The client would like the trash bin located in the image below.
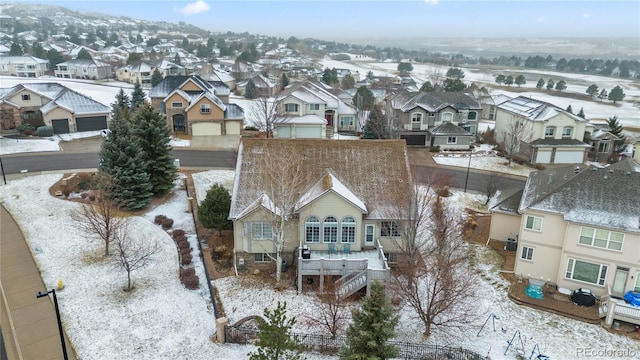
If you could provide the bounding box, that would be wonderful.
[302,247,311,259]
[281,260,287,272]
[506,238,518,251]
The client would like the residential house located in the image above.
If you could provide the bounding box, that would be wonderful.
[237,74,278,98]
[0,56,48,77]
[153,59,186,78]
[230,62,261,81]
[229,138,411,296]
[275,81,358,137]
[54,59,112,80]
[495,96,590,164]
[387,90,481,149]
[587,125,623,162]
[489,160,640,304]
[0,83,110,133]
[116,61,154,85]
[148,75,244,137]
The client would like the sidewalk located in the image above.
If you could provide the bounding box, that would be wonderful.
[0,205,77,360]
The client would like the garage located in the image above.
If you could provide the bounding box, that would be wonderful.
[226,121,241,135]
[276,126,292,138]
[295,126,322,138]
[76,116,107,132]
[535,149,552,164]
[400,134,426,146]
[51,119,70,134]
[554,150,585,164]
[192,122,221,136]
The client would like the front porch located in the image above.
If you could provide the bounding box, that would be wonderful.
[296,239,390,299]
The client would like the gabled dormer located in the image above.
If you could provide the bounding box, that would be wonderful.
[295,172,367,214]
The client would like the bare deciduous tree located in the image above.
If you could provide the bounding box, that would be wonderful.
[427,67,444,89]
[249,95,284,138]
[307,277,348,338]
[111,223,159,291]
[72,178,125,256]
[501,116,532,166]
[483,172,503,205]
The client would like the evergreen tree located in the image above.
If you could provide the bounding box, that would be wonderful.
[322,67,333,86]
[341,74,355,89]
[352,86,375,111]
[174,53,182,66]
[280,73,290,90]
[249,302,305,360]
[47,49,64,67]
[197,183,232,231]
[131,104,176,195]
[495,74,505,84]
[566,105,573,114]
[598,89,608,101]
[445,67,464,79]
[536,78,545,89]
[9,42,23,56]
[245,79,256,99]
[126,52,141,65]
[397,62,413,73]
[606,116,623,137]
[442,78,466,92]
[608,85,625,104]
[586,84,599,97]
[515,75,526,87]
[419,81,434,92]
[32,43,46,59]
[77,48,92,60]
[340,281,399,360]
[546,79,555,90]
[504,75,514,86]
[577,107,585,118]
[130,80,146,111]
[151,68,164,87]
[555,80,567,91]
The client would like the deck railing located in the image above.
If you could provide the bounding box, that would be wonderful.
[599,286,640,326]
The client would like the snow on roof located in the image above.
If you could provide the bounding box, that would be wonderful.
[295,172,367,213]
[498,96,585,122]
[41,88,111,115]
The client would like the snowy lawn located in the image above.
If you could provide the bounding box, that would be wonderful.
[432,144,534,177]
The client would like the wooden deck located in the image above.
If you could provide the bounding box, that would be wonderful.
[599,287,640,327]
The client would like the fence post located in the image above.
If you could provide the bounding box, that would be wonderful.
[216,318,228,343]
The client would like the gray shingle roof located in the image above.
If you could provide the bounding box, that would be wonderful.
[148,75,230,99]
[224,103,244,119]
[429,122,472,136]
[40,88,110,115]
[391,90,481,113]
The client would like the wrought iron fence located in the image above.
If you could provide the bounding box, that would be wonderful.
[225,326,487,359]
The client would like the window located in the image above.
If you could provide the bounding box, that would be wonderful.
[341,217,356,243]
[381,221,399,237]
[254,253,272,262]
[579,227,623,251]
[305,216,320,243]
[467,111,477,120]
[521,246,534,261]
[411,113,422,124]
[525,215,542,231]
[340,116,354,127]
[309,104,320,110]
[635,273,640,293]
[200,104,211,113]
[323,216,338,242]
[544,126,555,137]
[22,94,30,101]
[562,126,573,138]
[566,258,608,286]
[447,136,457,144]
[385,253,398,263]
[172,102,183,108]
[598,141,610,153]
[251,222,272,240]
[441,113,453,122]
[284,103,299,112]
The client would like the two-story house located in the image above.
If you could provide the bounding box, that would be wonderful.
[54,59,113,80]
[0,83,110,133]
[0,56,48,77]
[495,96,590,164]
[387,90,481,149]
[274,81,358,138]
[229,138,411,297]
[116,61,154,85]
[490,160,640,305]
[148,75,244,137]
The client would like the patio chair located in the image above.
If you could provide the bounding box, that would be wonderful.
[328,243,338,255]
[342,243,351,254]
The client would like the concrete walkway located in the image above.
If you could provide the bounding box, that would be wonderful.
[0,205,77,360]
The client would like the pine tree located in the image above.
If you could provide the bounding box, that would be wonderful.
[515,74,526,87]
[608,85,626,104]
[131,103,176,195]
[340,281,399,360]
[566,105,573,114]
[577,107,585,118]
[280,73,290,90]
[197,183,232,231]
[352,86,375,111]
[598,89,608,102]
[419,81,434,92]
[536,78,545,89]
[495,74,505,84]
[546,79,555,90]
[607,116,623,137]
[245,79,256,98]
[555,80,567,91]
[249,302,305,360]
[130,80,146,111]
[151,68,164,88]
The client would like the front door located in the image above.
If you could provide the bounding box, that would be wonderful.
[364,224,375,247]
[325,111,334,127]
[612,267,629,296]
[173,115,186,132]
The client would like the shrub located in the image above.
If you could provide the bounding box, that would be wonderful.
[162,217,174,230]
[182,274,200,290]
[180,247,191,257]
[174,235,187,244]
[244,125,259,131]
[154,214,167,225]
[535,164,546,170]
[178,239,190,250]
[61,185,71,197]
[479,128,496,145]
[429,145,440,153]
[37,126,54,137]
[181,254,193,266]
[180,267,195,278]
[16,123,35,136]
[80,192,88,199]
[172,229,186,239]
[88,194,96,201]
[436,186,451,197]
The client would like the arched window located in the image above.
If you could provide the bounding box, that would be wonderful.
[341,216,356,243]
[545,126,556,138]
[323,216,338,243]
[441,112,453,122]
[562,126,573,138]
[305,216,320,243]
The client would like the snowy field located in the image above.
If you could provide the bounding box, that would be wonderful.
[2,170,638,359]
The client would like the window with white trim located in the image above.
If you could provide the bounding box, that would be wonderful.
[525,215,542,231]
[323,216,338,243]
[562,126,573,138]
[284,103,299,112]
[578,227,623,251]
[341,216,356,243]
[441,112,453,122]
[305,216,320,243]
[467,111,477,120]
[172,102,183,108]
[635,273,640,292]
[411,112,422,124]
[381,221,399,237]
[520,246,534,261]
[385,253,398,263]
[309,104,320,110]
[565,258,607,286]
[250,222,272,240]
[22,94,30,101]
[544,126,555,137]
[447,136,457,144]
[200,104,211,114]
[340,116,354,127]
[598,141,610,153]
[254,253,272,262]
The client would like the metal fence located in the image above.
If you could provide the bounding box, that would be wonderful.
[225,326,487,359]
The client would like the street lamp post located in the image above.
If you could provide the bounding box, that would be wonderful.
[36,289,69,360]
[464,150,472,193]
[0,156,6,185]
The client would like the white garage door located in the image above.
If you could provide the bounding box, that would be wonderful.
[276,126,291,138]
[536,150,552,164]
[192,122,221,136]
[226,122,241,135]
[295,126,322,138]
[554,150,584,164]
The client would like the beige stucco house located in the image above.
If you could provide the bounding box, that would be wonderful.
[0,56,48,77]
[229,138,411,296]
[490,160,640,299]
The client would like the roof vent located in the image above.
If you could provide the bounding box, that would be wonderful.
[626,172,632,175]
[608,169,614,173]
[574,166,580,174]
[592,167,598,171]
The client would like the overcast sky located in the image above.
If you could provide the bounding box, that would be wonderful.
[36,0,640,40]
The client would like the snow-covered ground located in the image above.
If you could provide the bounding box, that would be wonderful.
[2,170,637,359]
[432,144,533,177]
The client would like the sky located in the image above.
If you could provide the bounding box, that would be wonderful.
[20,0,640,40]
